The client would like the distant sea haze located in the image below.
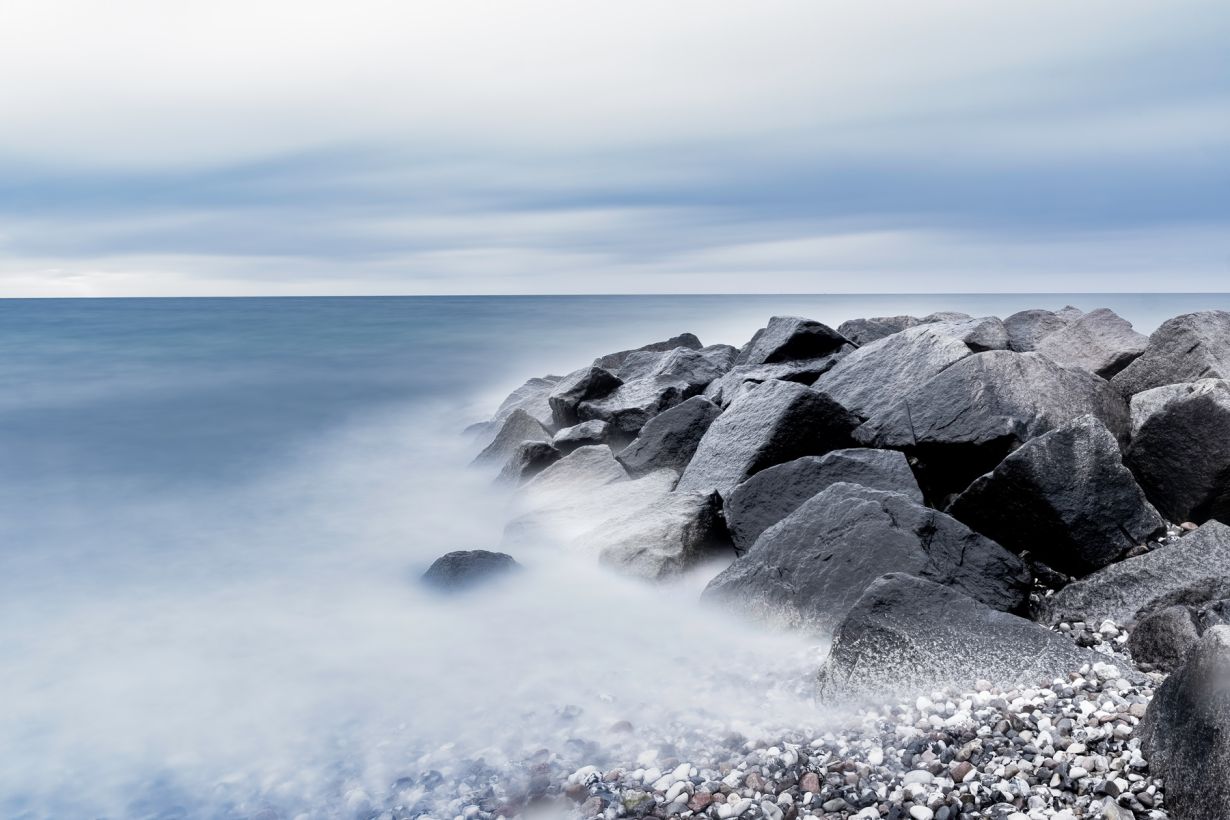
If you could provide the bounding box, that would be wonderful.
[2,293,1227,818]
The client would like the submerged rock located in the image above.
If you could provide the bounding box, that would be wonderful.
[1126,378,1230,524]
[724,448,922,554]
[473,409,551,466]
[675,380,860,499]
[947,415,1164,576]
[703,483,1030,634]
[816,574,1100,704]
[734,316,852,366]
[615,396,721,477]
[1111,309,1230,397]
[421,550,520,592]
[1033,307,1147,379]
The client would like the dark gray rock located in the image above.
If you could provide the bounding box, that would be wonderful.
[578,348,729,438]
[548,366,622,428]
[1126,378,1230,524]
[675,380,860,499]
[593,490,731,581]
[855,351,1130,501]
[702,356,846,408]
[1033,307,1148,378]
[946,415,1164,576]
[734,316,852,366]
[814,318,1008,421]
[551,420,610,453]
[615,396,721,477]
[1111,310,1230,397]
[1129,605,1202,672]
[492,375,561,429]
[1003,308,1075,352]
[815,573,1101,704]
[592,333,703,373]
[421,550,520,592]
[836,315,921,346]
[497,441,561,485]
[702,483,1030,635]
[725,449,922,554]
[1038,520,1230,625]
[472,409,551,466]
[1140,624,1230,820]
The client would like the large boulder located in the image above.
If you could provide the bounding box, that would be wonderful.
[702,483,1030,635]
[724,449,922,554]
[593,490,731,581]
[548,366,622,428]
[1129,605,1204,672]
[947,415,1165,576]
[702,357,846,409]
[615,396,721,478]
[675,380,860,499]
[496,441,561,485]
[577,348,730,438]
[1033,308,1147,379]
[855,351,1130,500]
[1002,308,1077,352]
[1038,520,1230,626]
[1125,379,1230,524]
[1111,310,1230,397]
[421,550,521,592]
[523,444,628,496]
[814,318,1008,421]
[735,316,852,366]
[472,409,551,466]
[1139,625,1230,820]
[836,315,921,346]
[551,420,610,453]
[593,333,703,373]
[815,574,1101,705]
[491,375,561,429]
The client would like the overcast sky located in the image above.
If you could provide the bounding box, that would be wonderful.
[2,0,1228,296]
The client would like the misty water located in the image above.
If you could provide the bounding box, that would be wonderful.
[4,294,1228,819]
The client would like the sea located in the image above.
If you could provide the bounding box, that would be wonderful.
[2,294,1226,818]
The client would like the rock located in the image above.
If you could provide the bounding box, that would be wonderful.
[920,311,972,322]
[594,490,732,580]
[836,315,922,346]
[1034,308,1148,379]
[492,375,561,429]
[1128,605,1201,672]
[1125,378,1230,524]
[946,415,1165,576]
[497,441,561,485]
[578,348,730,438]
[1140,625,1230,820]
[506,468,676,550]
[703,357,846,408]
[815,318,1009,421]
[523,445,628,496]
[816,574,1100,704]
[552,420,610,453]
[548,366,623,428]
[1111,310,1230,397]
[855,351,1130,501]
[675,381,860,499]
[702,483,1030,634]
[421,550,521,592]
[473,409,552,466]
[725,448,922,554]
[615,396,721,477]
[1038,520,1230,625]
[1002,308,1075,352]
[593,333,703,373]
[735,316,852,366]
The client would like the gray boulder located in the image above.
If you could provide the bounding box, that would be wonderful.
[1111,310,1230,397]
[836,315,921,346]
[1129,605,1203,672]
[735,316,852,366]
[725,449,922,554]
[548,366,622,428]
[1033,307,1147,379]
[920,311,972,323]
[855,351,1130,500]
[947,415,1165,576]
[615,396,721,477]
[524,444,628,496]
[491,375,561,429]
[675,380,860,499]
[702,483,1030,635]
[1126,379,1230,524]
[1038,520,1230,626]
[592,333,703,373]
[1140,625,1230,820]
[497,441,561,485]
[472,409,551,466]
[1003,308,1075,352]
[552,420,610,453]
[816,574,1102,705]
[594,490,731,581]
[702,356,846,408]
[578,347,729,438]
[421,550,521,592]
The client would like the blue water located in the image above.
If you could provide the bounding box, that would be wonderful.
[2,294,1227,819]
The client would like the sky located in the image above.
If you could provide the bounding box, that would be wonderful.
[1,0,1228,296]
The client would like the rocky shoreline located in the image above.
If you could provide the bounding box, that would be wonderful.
[420,306,1230,820]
